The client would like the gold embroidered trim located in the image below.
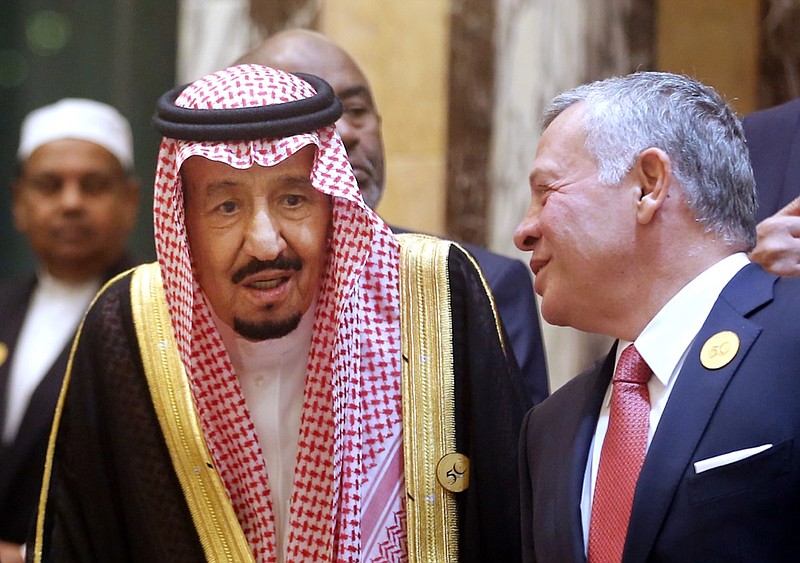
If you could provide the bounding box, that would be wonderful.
[131,263,253,562]
[33,267,134,563]
[398,234,459,563]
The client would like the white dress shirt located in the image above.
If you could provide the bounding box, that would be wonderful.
[580,253,750,551]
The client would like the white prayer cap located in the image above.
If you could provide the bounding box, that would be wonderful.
[17,98,134,170]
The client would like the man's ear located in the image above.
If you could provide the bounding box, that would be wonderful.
[10,178,28,232]
[634,147,671,225]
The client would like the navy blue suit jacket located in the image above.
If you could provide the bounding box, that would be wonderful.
[743,97,800,221]
[520,263,800,562]
[391,226,549,405]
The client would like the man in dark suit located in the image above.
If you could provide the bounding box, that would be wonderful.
[743,97,800,276]
[515,72,800,562]
[0,99,139,562]
[235,29,549,406]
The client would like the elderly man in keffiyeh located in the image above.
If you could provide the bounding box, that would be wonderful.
[30,65,528,563]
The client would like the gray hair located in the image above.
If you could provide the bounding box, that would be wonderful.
[542,71,757,249]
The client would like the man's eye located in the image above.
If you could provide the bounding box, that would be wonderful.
[343,103,377,127]
[284,194,304,207]
[29,178,61,195]
[533,185,555,203]
[345,104,367,117]
[217,200,238,214]
[81,176,113,195]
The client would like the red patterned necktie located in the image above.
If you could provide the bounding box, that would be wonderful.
[588,344,653,563]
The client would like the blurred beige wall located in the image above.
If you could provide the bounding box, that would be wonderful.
[657,0,760,116]
[320,0,450,235]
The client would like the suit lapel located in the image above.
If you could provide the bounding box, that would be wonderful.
[0,278,36,426]
[624,264,775,562]
[10,346,70,458]
[0,278,37,497]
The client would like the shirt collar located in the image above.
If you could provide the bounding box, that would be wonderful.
[633,252,750,387]
[36,266,102,298]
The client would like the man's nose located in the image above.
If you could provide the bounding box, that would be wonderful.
[243,209,286,261]
[513,208,541,252]
[59,181,85,210]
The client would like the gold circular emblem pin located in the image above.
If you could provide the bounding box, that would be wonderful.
[436,453,470,493]
[700,330,740,370]
[0,342,7,367]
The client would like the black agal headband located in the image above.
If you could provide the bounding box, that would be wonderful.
[152,72,343,141]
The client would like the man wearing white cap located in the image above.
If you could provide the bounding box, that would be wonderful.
[0,98,139,562]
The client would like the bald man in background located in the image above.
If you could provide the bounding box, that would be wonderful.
[236,29,549,406]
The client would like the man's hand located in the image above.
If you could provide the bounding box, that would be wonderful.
[749,195,800,276]
[0,540,25,563]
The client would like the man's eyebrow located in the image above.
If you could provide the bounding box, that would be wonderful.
[338,85,373,103]
[23,171,59,179]
[529,161,559,185]
[197,179,239,195]
[278,174,314,188]
[190,172,313,196]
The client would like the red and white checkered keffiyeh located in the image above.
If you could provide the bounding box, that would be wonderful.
[152,64,406,562]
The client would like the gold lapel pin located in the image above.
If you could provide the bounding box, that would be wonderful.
[0,342,7,367]
[436,453,470,493]
[700,330,740,370]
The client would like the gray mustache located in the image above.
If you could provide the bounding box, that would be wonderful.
[231,256,302,284]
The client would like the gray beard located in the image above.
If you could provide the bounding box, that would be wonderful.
[233,313,302,341]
